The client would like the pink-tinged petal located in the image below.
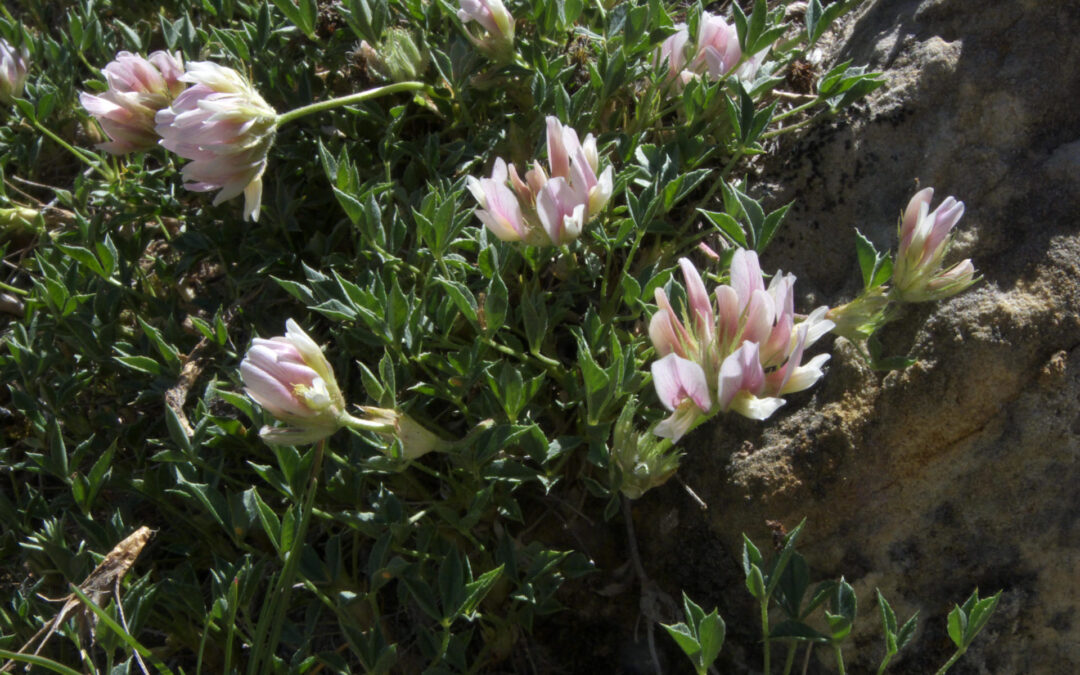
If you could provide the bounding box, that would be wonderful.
[678,257,714,339]
[900,187,934,247]
[654,287,691,351]
[715,285,740,344]
[653,404,702,442]
[241,361,309,418]
[656,25,689,78]
[649,309,681,357]
[728,392,786,420]
[741,288,775,345]
[652,353,711,412]
[536,176,585,244]
[259,424,336,446]
[507,162,534,204]
[546,116,571,179]
[923,197,964,261]
[766,323,809,394]
[717,341,765,411]
[729,248,765,312]
[779,353,829,395]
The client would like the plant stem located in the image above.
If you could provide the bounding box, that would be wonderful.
[761,598,772,675]
[275,82,427,127]
[782,642,797,675]
[28,119,113,181]
[933,648,966,675]
[771,98,820,123]
[833,642,847,675]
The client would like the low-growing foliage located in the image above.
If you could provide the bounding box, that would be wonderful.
[0,0,986,672]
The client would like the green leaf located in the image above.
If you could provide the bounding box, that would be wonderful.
[661,622,700,659]
[876,588,897,635]
[697,611,725,668]
[460,564,504,618]
[946,605,966,648]
[246,487,282,551]
[438,548,465,620]
[484,272,508,335]
[437,278,479,326]
[701,209,748,248]
[897,611,919,650]
[746,564,766,600]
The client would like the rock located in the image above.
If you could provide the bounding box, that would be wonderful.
[637,0,1080,672]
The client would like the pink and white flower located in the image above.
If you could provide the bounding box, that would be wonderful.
[79,51,185,154]
[693,12,742,79]
[155,61,278,221]
[466,117,614,246]
[466,158,529,242]
[892,187,976,302]
[240,319,346,445]
[0,38,29,104]
[649,249,833,438]
[655,24,694,85]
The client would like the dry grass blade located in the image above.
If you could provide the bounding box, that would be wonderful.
[0,526,153,673]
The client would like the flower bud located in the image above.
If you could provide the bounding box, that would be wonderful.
[80,50,185,154]
[892,187,977,302]
[0,38,29,104]
[611,401,681,499]
[155,61,278,221]
[826,286,890,343]
[0,39,28,104]
[359,29,428,83]
[240,319,346,445]
[348,407,449,459]
[458,0,515,61]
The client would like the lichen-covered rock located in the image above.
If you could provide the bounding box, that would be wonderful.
[637,0,1080,672]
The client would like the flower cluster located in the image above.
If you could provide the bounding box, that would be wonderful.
[0,38,29,104]
[155,61,278,222]
[457,0,515,61]
[649,250,833,441]
[892,187,975,302]
[466,116,614,246]
[80,54,277,221]
[655,12,767,86]
[79,51,185,154]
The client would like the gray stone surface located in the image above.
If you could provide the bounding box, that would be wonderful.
[637,0,1080,672]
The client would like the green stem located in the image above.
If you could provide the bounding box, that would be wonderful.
[760,112,828,140]
[29,119,113,181]
[876,652,893,675]
[771,98,820,123]
[274,81,427,127]
[0,280,28,296]
[933,647,966,675]
[833,642,847,675]
[760,597,772,674]
[782,642,797,675]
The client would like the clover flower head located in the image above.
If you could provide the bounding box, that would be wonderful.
[80,50,185,154]
[155,61,278,221]
[892,187,976,302]
[240,319,346,446]
[466,117,614,246]
[649,249,833,439]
